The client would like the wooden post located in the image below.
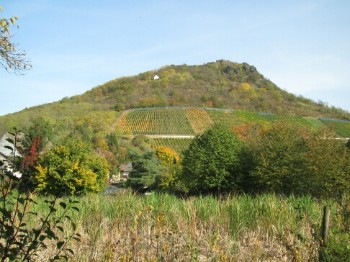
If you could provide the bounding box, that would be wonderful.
[321,205,331,246]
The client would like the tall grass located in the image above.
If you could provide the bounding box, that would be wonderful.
[29,193,347,261]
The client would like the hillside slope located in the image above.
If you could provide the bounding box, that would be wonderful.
[114,107,350,152]
[0,60,349,136]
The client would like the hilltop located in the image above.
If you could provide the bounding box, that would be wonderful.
[0,60,349,137]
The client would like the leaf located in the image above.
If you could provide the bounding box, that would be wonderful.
[66,248,74,255]
[73,236,81,242]
[56,241,65,249]
[71,206,79,212]
[10,17,17,25]
[59,202,67,209]
[45,228,57,240]
[4,145,14,151]
[56,225,64,232]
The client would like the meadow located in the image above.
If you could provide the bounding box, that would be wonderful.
[30,192,349,261]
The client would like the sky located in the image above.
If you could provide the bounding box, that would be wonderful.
[1,0,349,116]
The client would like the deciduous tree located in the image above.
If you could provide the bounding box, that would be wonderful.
[34,139,109,196]
[181,124,244,194]
[155,146,181,191]
[0,6,31,73]
[245,122,350,198]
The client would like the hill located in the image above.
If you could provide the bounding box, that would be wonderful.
[0,60,349,139]
[114,107,350,152]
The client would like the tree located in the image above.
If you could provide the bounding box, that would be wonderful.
[244,122,310,195]
[181,124,244,194]
[13,118,54,192]
[0,6,31,73]
[24,117,53,151]
[34,139,109,196]
[245,122,350,198]
[154,146,181,191]
[127,148,164,192]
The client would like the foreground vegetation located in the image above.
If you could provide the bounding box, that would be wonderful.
[1,110,349,261]
[27,193,349,261]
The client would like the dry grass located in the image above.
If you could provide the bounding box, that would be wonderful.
[31,193,345,261]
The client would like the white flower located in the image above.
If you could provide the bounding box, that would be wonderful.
[12,171,22,178]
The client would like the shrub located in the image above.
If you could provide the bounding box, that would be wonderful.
[154,146,181,191]
[0,130,80,261]
[34,139,109,196]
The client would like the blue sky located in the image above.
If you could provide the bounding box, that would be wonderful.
[1,0,349,115]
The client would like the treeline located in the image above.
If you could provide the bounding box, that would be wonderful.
[128,123,350,200]
[5,116,349,200]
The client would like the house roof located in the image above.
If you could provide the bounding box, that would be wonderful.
[0,133,22,158]
[120,162,133,172]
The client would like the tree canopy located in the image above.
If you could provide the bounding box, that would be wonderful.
[127,148,164,192]
[34,139,109,196]
[245,122,350,199]
[181,124,244,194]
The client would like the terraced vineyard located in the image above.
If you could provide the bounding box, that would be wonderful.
[115,107,350,152]
[116,108,195,135]
[149,138,193,153]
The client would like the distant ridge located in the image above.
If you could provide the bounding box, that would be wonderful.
[0,60,349,137]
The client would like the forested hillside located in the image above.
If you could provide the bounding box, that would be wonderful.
[0,60,349,137]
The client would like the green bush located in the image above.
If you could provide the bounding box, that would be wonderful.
[181,124,245,194]
[245,122,350,198]
[0,130,80,261]
[34,139,109,196]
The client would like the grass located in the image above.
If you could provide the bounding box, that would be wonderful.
[320,118,350,137]
[27,193,349,261]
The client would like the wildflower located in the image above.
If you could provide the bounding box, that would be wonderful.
[13,171,22,178]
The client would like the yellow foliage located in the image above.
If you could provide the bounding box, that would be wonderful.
[94,136,109,151]
[155,146,180,165]
[240,82,252,91]
[34,165,49,191]
[33,141,109,196]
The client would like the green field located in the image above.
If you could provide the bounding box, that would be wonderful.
[320,117,350,137]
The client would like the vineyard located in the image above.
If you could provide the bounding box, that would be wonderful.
[114,107,350,152]
[116,108,195,135]
[149,138,192,153]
